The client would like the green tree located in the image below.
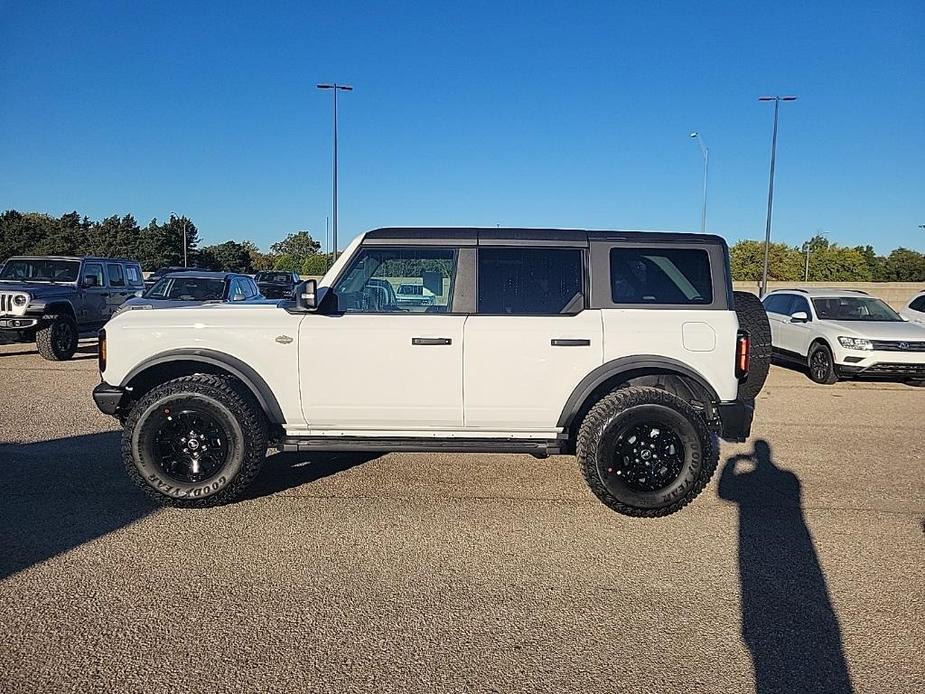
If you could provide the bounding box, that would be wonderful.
[269,231,320,267]
[879,248,925,281]
[729,240,803,282]
[301,253,335,276]
[242,240,275,271]
[808,245,873,281]
[273,252,300,272]
[135,215,200,270]
[84,214,141,258]
[199,241,253,273]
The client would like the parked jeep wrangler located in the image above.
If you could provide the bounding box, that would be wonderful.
[0,256,145,360]
[93,228,770,517]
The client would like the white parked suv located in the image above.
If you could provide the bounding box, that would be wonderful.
[762,288,925,384]
[901,291,925,325]
[93,228,770,517]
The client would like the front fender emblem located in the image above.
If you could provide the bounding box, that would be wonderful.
[275,335,294,345]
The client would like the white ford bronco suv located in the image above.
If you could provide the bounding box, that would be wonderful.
[93,228,770,517]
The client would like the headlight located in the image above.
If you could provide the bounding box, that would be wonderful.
[12,294,28,307]
[838,336,873,350]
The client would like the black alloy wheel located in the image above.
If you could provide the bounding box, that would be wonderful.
[808,343,838,385]
[606,419,686,493]
[149,404,231,484]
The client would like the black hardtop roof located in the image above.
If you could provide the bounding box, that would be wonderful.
[363,227,727,246]
[4,255,141,264]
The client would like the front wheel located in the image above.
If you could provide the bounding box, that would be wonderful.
[35,314,78,361]
[122,374,268,507]
[577,386,718,518]
[808,343,839,384]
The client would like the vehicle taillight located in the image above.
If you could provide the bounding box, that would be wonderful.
[98,328,107,373]
[735,331,750,380]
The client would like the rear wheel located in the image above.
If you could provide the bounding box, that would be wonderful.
[733,291,771,399]
[35,314,78,361]
[577,386,718,518]
[808,343,838,384]
[122,374,268,507]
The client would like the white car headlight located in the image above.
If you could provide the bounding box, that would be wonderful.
[838,336,873,350]
[12,294,28,307]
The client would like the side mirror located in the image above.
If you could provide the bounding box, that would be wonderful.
[295,279,318,311]
[84,275,99,287]
[790,311,809,323]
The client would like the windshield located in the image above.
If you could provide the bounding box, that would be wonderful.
[256,272,292,284]
[812,296,902,322]
[0,259,80,282]
[146,277,225,301]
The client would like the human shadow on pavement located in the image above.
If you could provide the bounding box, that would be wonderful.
[243,451,381,500]
[717,440,853,694]
[0,431,155,580]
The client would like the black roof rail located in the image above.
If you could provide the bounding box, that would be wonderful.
[845,289,869,295]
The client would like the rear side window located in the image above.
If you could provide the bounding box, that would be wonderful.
[125,265,144,287]
[107,263,125,287]
[910,296,925,313]
[763,294,794,315]
[610,248,712,305]
[477,248,583,315]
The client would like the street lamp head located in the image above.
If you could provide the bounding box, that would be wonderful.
[317,83,353,91]
[758,96,775,101]
[689,131,698,138]
[782,96,798,101]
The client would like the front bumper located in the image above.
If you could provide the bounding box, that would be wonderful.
[0,317,39,329]
[715,400,754,443]
[93,382,127,417]
[837,362,925,378]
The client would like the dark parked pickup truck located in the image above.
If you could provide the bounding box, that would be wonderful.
[254,271,300,300]
[0,255,144,360]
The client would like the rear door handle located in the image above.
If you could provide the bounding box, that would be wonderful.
[412,337,452,346]
[551,338,591,347]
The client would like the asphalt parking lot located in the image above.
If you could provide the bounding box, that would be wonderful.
[0,341,922,694]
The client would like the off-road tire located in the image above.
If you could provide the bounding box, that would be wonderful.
[733,291,771,400]
[577,386,718,518]
[122,374,268,507]
[35,314,79,361]
[808,342,839,385]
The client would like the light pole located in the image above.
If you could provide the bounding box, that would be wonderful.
[170,211,188,267]
[758,95,797,297]
[689,132,709,233]
[804,230,828,281]
[317,83,353,260]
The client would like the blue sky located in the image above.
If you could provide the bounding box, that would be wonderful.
[1,0,922,254]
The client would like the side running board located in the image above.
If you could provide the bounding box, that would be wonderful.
[279,436,563,458]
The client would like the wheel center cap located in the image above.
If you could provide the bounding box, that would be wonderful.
[187,438,200,450]
[640,449,652,460]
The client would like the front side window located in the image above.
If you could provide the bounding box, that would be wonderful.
[147,277,226,301]
[82,263,105,287]
[478,248,583,314]
[812,296,903,322]
[107,263,125,287]
[333,247,457,313]
[610,248,712,305]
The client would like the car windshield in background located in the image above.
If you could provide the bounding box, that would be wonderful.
[146,277,225,301]
[812,296,902,322]
[256,272,293,284]
[0,259,80,282]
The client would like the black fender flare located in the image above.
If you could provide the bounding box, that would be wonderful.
[121,348,285,424]
[557,355,721,430]
[34,300,77,318]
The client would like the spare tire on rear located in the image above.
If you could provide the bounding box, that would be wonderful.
[733,291,771,400]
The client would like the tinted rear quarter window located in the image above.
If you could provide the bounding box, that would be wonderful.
[610,248,712,305]
[910,296,925,313]
[478,248,583,314]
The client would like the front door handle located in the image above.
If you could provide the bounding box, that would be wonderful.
[551,338,591,347]
[412,337,452,346]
